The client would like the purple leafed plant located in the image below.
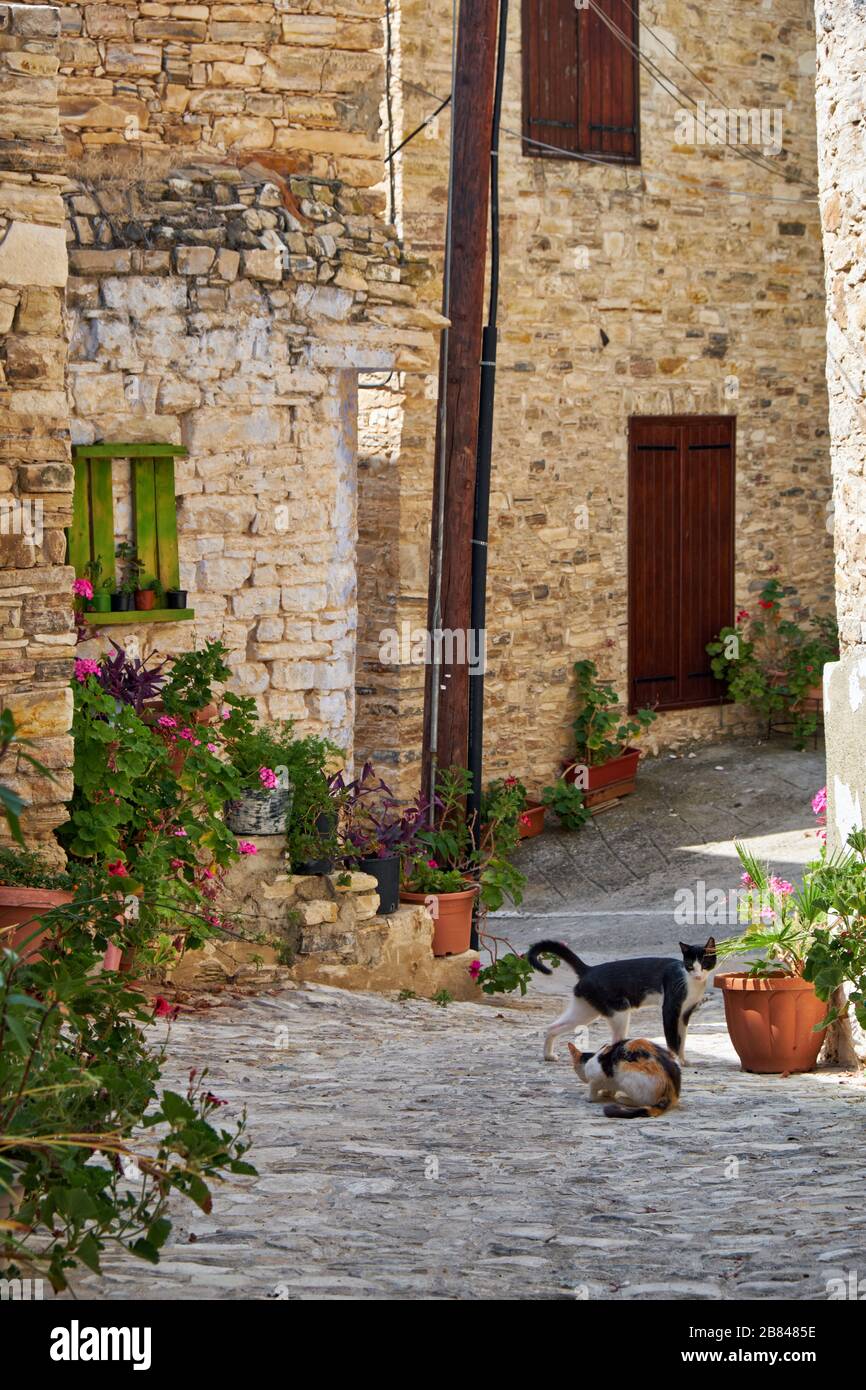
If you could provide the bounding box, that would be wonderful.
[95,641,167,715]
[331,761,434,860]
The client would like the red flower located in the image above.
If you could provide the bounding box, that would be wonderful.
[204,1091,228,1107]
[759,599,774,610]
[153,996,179,1020]
[106,860,128,878]
[736,609,749,623]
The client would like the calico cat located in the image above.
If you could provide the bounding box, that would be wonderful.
[528,937,716,1063]
[567,1038,681,1119]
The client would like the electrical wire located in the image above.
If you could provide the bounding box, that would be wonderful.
[586,0,814,190]
[385,93,451,164]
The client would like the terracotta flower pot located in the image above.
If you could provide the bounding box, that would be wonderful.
[714,972,828,1074]
[134,590,157,611]
[400,886,476,956]
[518,801,545,839]
[0,887,74,963]
[562,747,641,808]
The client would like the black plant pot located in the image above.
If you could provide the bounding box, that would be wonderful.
[292,809,336,876]
[358,854,400,914]
[110,592,134,611]
[165,589,188,609]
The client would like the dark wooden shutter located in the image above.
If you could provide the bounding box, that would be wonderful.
[628,417,735,712]
[522,0,579,155]
[523,0,639,163]
[578,0,639,162]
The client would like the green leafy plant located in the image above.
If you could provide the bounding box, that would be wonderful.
[707,579,838,749]
[431,988,453,1007]
[802,829,866,1033]
[570,659,656,767]
[0,893,254,1291]
[541,777,589,831]
[716,839,819,976]
[407,766,526,914]
[115,541,142,595]
[160,639,232,720]
[474,949,561,997]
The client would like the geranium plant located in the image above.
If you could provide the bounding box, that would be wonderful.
[570,659,656,767]
[707,579,838,748]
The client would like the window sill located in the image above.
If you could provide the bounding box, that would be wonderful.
[82,609,195,626]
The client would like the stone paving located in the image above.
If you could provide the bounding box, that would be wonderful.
[70,739,866,1301]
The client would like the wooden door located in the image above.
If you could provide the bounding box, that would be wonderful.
[628,416,735,712]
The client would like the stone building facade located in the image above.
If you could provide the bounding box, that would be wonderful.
[814,0,866,849]
[0,1,848,851]
[0,1,440,854]
[0,3,74,856]
[355,0,836,795]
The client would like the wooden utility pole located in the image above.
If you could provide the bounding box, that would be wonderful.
[423,0,499,794]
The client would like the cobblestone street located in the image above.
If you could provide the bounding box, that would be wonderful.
[68,741,866,1302]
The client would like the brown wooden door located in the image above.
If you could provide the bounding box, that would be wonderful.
[628,416,735,712]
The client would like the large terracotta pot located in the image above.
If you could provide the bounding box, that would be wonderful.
[0,887,74,962]
[714,972,828,1074]
[400,887,476,956]
[562,747,641,808]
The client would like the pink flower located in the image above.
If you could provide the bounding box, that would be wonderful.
[504,776,517,788]
[769,875,794,897]
[220,706,231,720]
[73,578,94,600]
[202,867,216,879]
[736,609,749,622]
[158,715,177,729]
[740,872,755,889]
[153,995,179,1020]
[812,787,827,816]
[106,860,128,877]
[206,743,218,754]
[426,858,438,869]
[74,657,100,683]
[760,906,776,921]
[259,766,278,790]
[170,858,184,869]
[204,1091,228,1107]
[468,960,482,980]
[238,841,258,855]
[172,827,188,838]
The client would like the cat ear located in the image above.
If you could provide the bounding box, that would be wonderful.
[705,936,716,951]
[679,942,691,955]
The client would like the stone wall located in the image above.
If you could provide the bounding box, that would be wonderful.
[53,1,385,193]
[355,0,835,796]
[68,160,439,743]
[814,0,866,849]
[0,3,74,857]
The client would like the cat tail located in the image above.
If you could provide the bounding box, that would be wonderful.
[603,1098,674,1120]
[527,940,588,977]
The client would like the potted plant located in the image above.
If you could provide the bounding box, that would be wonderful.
[562,659,656,807]
[715,840,827,1073]
[112,542,141,612]
[331,762,427,914]
[222,721,297,837]
[401,767,526,956]
[164,587,188,610]
[0,845,74,962]
[541,777,589,831]
[82,556,112,613]
[482,776,544,840]
[707,580,838,749]
[134,578,162,613]
[159,639,232,725]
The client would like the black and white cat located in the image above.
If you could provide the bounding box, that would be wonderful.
[528,937,717,1063]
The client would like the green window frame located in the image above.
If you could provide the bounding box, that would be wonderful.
[69,442,193,624]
